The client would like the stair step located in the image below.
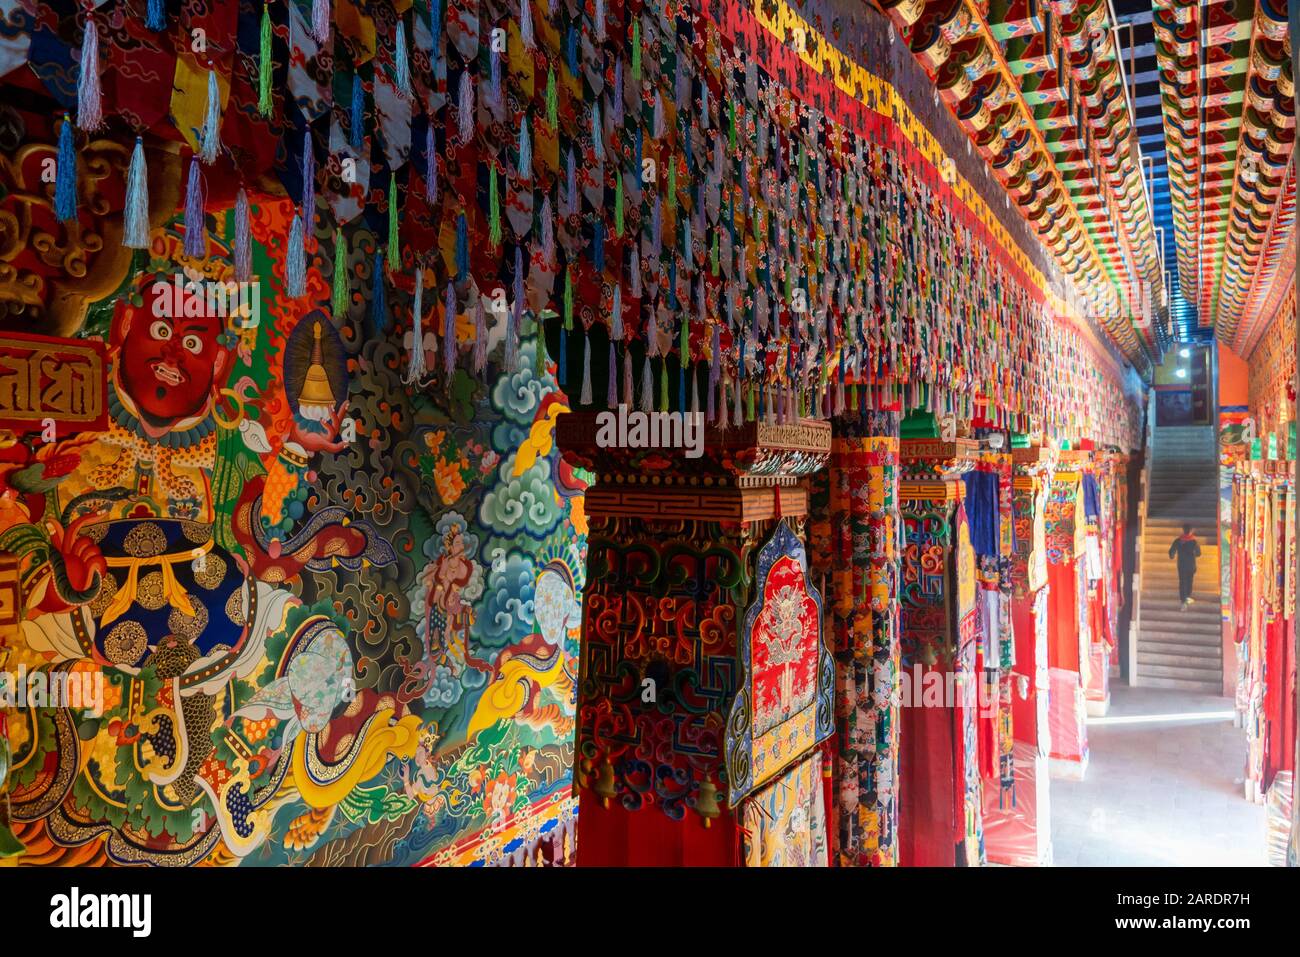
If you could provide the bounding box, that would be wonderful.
[1139,629,1225,645]
[1139,652,1223,668]
[1139,662,1224,681]
[1138,676,1225,693]
[1140,640,1222,658]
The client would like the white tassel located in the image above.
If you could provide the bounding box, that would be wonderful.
[405,267,427,384]
[639,356,654,412]
[458,71,474,144]
[521,0,535,48]
[77,16,103,132]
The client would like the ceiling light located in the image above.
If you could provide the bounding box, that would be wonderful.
[1175,368,1187,379]
[1179,347,1190,357]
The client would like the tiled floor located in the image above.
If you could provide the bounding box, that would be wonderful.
[1049,684,1267,866]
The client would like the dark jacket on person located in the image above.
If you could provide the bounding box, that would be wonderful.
[1168,534,1201,573]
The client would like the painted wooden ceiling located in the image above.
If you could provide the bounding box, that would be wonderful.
[878,0,1295,362]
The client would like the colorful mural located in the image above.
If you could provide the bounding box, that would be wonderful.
[0,205,584,867]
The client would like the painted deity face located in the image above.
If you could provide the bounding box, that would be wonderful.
[119,282,226,426]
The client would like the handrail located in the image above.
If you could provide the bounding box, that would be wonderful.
[1130,387,1158,685]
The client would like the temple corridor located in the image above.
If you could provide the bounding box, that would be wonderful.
[1051,686,1265,867]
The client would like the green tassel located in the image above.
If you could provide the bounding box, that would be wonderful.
[710,232,719,275]
[659,360,669,411]
[387,177,400,270]
[489,165,501,246]
[258,4,273,117]
[615,170,624,237]
[679,317,689,360]
[546,68,557,127]
[783,272,791,304]
[632,22,641,80]
[667,162,676,211]
[728,100,736,150]
[798,145,807,183]
[332,227,348,316]
[746,382,755,421]
[563,267,573,330]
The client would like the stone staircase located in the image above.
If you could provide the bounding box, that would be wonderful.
[1135,425,1223,692]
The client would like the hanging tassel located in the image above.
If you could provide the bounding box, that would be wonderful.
[613,59,624,126]
[541,196,555,265]
[394,20,412,98]
[595,0,606,39]
[521,0,535,48]
[147,0,167,32]
[563,266,573,332]
[77,16,103,132]
[488,165,501,246]
[632,21,641,80]
[232,187,251,279]
[622,349,633,406]
[54,117,77,223]
[425,124,438,204]
[659,358,669,412]
[313,0,331,45]
[546,68,558,127]
[593,222,604,272]
[719,379,730,429]
[351,73,365,149]
[630,247,641,297]
[183,157,205,257]
[301,132,315,221]
[443,282,457,380]
[653,92,664,138]
[332,227,348,316]
[455,212,468,280]
[258,4,273,117]
[371,250,387,333]
[517,115,531,179]
[286,213,306,297]
[473,294,488,373]
[639,355,653,412]
[591,102,602,162]
[678,362,687,415]
[534,313,546,379]
[122,137,151,247]
[734,376,743,425]
[429,0,442,51]
[690,365,700,418]
[489,44,502,109]
[387,176,400,270]
[199,69,222,165]
[458,71,474,144]
[580,332,593,405]
[708,326,720,422]
[607,342,618,407]
[406,266,427,384]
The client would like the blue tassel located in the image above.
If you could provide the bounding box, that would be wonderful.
[443,282,456,380]
[54,118,77,223]
[425,123,438,203]
[122,136,150,248]
[593,222,604,272]
[183,157,205,257]
[580,332,592,404]
[287,213,306,297]
[517,115,531,179]
[371,250,387,332]
[591,102,602,161]
[199,69,221,164]
[507,246,523,369]
[301,131,315,220]
[490,45,502,108]
[636,128,644,183]
[566,27,577,76]
[678,362,686,413]
[455,213,468,281]
[611,283,623,340]
[394,20,411,97]
[429,0,442,50]
[350,73,365,149]
[613,59,624,125]
[146,0,166,32]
